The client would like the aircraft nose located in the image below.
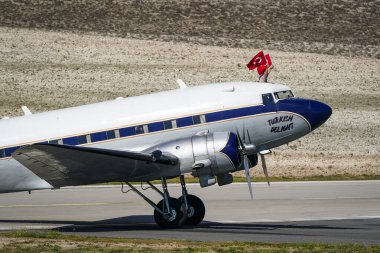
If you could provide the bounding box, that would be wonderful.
[307,100,332,131]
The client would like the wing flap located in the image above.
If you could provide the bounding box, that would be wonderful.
[12,144,178,188]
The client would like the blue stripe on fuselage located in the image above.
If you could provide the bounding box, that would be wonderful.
[1,100,322,159]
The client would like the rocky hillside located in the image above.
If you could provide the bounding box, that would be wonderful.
[0,0,378,58]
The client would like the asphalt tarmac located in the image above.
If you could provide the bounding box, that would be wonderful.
[0,181,379,245]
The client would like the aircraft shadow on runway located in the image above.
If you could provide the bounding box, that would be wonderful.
[0,215,360,233]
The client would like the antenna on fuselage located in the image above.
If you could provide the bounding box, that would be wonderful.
[176,79,187,89]
[21,106,32,116]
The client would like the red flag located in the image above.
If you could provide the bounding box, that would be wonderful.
[246,51,267,70]
[257,54,273,75]
[257,64,267,75]
[265,54,272,67]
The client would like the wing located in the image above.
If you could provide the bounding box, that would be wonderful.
[12,144,179,188]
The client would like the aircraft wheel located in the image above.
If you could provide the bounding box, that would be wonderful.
[154,198,187,229]
[179,194,205,225]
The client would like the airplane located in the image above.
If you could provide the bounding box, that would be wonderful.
[0,81,332,228]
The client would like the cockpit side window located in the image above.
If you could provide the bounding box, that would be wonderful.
[262,93,275,106]
[274,90,294,100]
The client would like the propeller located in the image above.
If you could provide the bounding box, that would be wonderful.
[236,127,254,200]
[236,127,271,200]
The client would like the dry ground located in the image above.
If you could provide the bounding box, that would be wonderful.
[0,27,379,178]
[0,0,379,58]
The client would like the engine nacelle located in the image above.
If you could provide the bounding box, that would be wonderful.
[144,132,242,187]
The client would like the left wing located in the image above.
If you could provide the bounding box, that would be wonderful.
[12,144,179,188]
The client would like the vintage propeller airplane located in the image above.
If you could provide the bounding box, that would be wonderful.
[0,80,332,228]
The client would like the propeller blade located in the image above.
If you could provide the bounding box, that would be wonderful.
[242,122,246,143]
[260,154,270,186]
[235,127,245,150]
[247,129,252,143]
[244,155,253,200]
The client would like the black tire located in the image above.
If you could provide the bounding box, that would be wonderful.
[154,197,187,229]
[179,195,205,225]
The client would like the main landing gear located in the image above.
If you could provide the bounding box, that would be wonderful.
[125,175,205,229]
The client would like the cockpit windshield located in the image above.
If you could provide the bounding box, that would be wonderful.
[274,90,294,100]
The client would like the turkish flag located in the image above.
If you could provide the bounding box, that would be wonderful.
[265,54,272,67]
[246,51,267,70]
[257,54,273,75]
[257,64,267,75]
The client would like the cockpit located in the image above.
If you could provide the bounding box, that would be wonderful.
[274,90,294,100]
[256,83,332,131]
[262,90,294,106]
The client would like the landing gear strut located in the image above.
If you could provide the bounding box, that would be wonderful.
[125,176,205,229]
[153,177,187,228]
[179,175,205,225]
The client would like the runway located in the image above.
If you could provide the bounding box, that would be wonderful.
[0,181,379,245]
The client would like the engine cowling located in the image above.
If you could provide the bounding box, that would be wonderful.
[144,131,242,187]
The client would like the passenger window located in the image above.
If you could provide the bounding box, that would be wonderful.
[0,149,4,158]
[106,130,116,140]
[135,125,148,134]
[135,125,143,134]
[77,135,88,145]
[193,115,201,125]
[163,120,173,129]
[49,139,63,144]
[262,93,275,106]
[193,115,206,125]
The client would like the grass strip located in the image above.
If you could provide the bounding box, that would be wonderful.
[0,230,379,253]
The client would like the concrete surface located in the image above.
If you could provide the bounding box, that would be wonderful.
[0,181,379,245]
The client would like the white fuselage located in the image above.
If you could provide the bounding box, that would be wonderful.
[0,82,311,193]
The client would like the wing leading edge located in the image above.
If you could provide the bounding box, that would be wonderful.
[12,144,179,188]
